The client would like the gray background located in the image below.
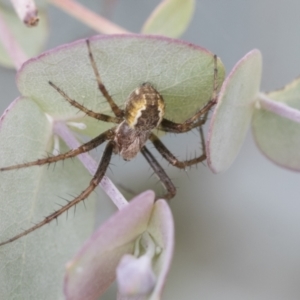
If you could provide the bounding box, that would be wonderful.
[1,1,300,299]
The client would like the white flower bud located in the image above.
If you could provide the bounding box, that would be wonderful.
[116,254,156,296]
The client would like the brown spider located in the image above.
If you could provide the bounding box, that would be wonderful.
[0,40,218,246]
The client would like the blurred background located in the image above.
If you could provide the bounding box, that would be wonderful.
[1,1,300,299]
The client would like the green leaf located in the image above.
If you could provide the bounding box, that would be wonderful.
[0,4,48,68]
[252,78,300,170]
[0,34,226,298]
[17,34,225,137]
[0,98,96,299]
[207,49,262,173]
[141,0,195,38]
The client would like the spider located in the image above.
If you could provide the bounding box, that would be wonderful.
[0,40,218,246]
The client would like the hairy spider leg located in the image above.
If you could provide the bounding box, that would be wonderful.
[0,127,115,171]
[0,141,114,247]
[149,132,206,169]
[158,55,218,133]
[86,39,124,118]
[49,81,121,123]
[141,146,176,200]
[198,111,209,157]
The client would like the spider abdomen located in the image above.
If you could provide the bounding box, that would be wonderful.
[125,83,165,131]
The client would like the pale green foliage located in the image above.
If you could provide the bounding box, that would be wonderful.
[142,0,195,38]
[207,50,262,173]
[253,78,300,170]
[18,35,225,137]
[0,98,96,299]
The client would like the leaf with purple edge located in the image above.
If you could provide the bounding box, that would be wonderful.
[117,199,174,300]
[64,191,155,300]
[17,34,225,137]
[207,49,262,173]
[252,78,300,170]
[145,199,174,300]
[0,98,96,300]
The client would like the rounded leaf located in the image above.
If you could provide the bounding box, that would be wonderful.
[17,34,225,137]
[141,0,195,38]
[207,49,262,173]
[0,98,96,299]
[252,78,300,170]
[146,199,174,300]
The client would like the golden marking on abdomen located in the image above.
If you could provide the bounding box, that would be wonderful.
[125,83,165,130]
[126,94,147,127]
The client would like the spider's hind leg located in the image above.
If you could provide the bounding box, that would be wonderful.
[141,146,177,200]
[149,133,206,170]
[0,141,115,246]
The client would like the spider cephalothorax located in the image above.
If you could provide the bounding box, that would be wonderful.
[0,39,218,246]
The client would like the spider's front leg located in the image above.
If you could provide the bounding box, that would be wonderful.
[159,114,206,133]
[49,81,122,124]
[86,39,124,118]
[158,90,216,133]
[159,54,219,134]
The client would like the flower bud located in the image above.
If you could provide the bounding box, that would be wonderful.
[116,254,156,296]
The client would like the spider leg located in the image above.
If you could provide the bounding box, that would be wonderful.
[0,128,115,171]
[198,111,209,156]
[49,81,121,124]
[86,39,124,118]
[141,146,176,200]
[159,54,218,133]
[149,133,206,169]
[159,114,206,133]
[198,114,208,158]
[0,141,114,246]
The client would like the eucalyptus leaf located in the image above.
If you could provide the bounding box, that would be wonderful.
[207,49,262,173]
[0,34,226,299]
[17,34,225,137]
[0,4,48,68]
[141,0,195,38]
[252,78,300,170]
[0,98,96,299]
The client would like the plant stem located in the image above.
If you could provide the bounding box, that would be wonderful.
[258,93,300,123]
[50,0,130,34]
[53,121,128,209]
